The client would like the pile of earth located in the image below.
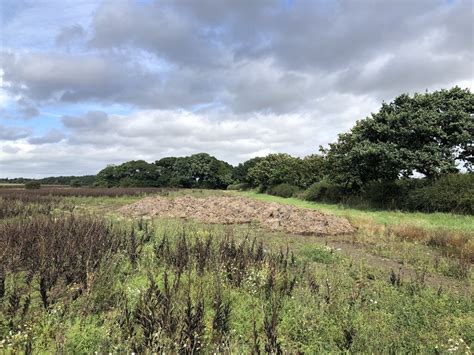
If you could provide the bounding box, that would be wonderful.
[120,195,355,236]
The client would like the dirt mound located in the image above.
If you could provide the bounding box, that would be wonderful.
[120,195,355,236]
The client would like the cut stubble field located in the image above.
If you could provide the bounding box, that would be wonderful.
[0,187,472,353]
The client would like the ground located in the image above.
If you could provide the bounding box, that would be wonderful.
[0,188,472,353]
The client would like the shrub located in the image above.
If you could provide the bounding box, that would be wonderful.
[405,174,474,214]
[70,179,82,188]
[303,181,346,203]
[359,179,427,209]
[24,181,41,190]
[267,183,300,198]
[226,183,251,191]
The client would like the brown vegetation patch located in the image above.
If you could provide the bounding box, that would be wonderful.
[390,224,474,263]
[120,195,356,236]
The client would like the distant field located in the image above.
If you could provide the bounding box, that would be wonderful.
[0,183,68,188]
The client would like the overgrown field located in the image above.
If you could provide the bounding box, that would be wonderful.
[0,188,472,353]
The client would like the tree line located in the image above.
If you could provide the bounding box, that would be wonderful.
[3,87,472,213]
[95,87,472,213]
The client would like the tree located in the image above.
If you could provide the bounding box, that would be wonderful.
[247,154,304,188]
[24,181,41,189]
[323,87,474,189]
[232,157,265,184]
[70,179,82,188]
[301,154,325,186]
[96,160,161,187]
[155,153,234,189]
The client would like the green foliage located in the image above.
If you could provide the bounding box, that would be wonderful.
[323,87,474,189]
[303,180,347,204]
[24,181,41,190]
[0,176,96,186]
[406,174,474,214]
[267,183,300,198]
[155,153,234,189]
[70,179,82,188]
[300,246,337,264]
[1,191,473,352]
[96,160,161,187]
[232,157,265,184]
[247,153,323,189]
[226,182,251,191]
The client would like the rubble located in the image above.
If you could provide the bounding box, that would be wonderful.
[120,195,355,236]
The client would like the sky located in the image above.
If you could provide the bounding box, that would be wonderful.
[0,0,473,178]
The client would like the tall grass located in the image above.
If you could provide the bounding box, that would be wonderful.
[0,191,472,353]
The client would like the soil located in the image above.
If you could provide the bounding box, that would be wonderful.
[119,195,356,236]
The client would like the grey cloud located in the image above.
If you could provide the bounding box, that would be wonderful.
[1,0,469,115]
[90,1,229,68]
[62,110,110,131]
[0,51,163,106]
[28,129,65,145]
[0,124,31,140]
[89,0,473,99]
[56,24,85,47]
[16,97,39,119]
[1,145,20,154]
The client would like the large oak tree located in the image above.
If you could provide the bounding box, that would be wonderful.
[323,87,473,189]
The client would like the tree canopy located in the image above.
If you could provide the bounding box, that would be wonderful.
[247,153,324,189]
[322,87,473,189]
[96,153,233,189]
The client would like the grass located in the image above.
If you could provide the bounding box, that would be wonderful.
[0,188,472,353]
[235,190,474,232]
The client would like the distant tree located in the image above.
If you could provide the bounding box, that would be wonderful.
[155,153,233,189]
[187,153,234,189]
[301,154,325,186]
[70,179,82,188]
[247,154,305,188]
[96,165,120,187]
[323,87,474,189]
[233,157,265,185]
[24,181,41,189]
[96,160,161,187]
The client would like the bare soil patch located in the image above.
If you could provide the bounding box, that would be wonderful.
[120,195,355,236]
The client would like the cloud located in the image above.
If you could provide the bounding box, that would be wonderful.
[28,129,65,145]
[0,124,31,140]
[1,0,471,113]
[0,51,163,105]
[55,24,85,47]
[0,94,378,178]
[16,97,39,119]
[0,0,472,177]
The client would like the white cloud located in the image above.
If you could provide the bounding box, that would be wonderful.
[0,93,378,177]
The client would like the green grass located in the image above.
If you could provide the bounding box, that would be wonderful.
[1,192,473,353]
[235,191,474,232]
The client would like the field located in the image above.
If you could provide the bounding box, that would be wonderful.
[0,188,472,353]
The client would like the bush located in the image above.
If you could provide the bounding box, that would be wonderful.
[24,181,41,190]
[303,181,346,203]
[267,183,300,198]
[359,179,427,209]
[70,179,82,188]
[226,182,251,191]
[405,174,474,214]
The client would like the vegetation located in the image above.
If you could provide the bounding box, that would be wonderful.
[0,188,472,353]
[24,181,41,190]
[87,87,474,214]
[322,87,473,189]
[96,153,233,189]
[0,175,96,186]
[3,87,471,214]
